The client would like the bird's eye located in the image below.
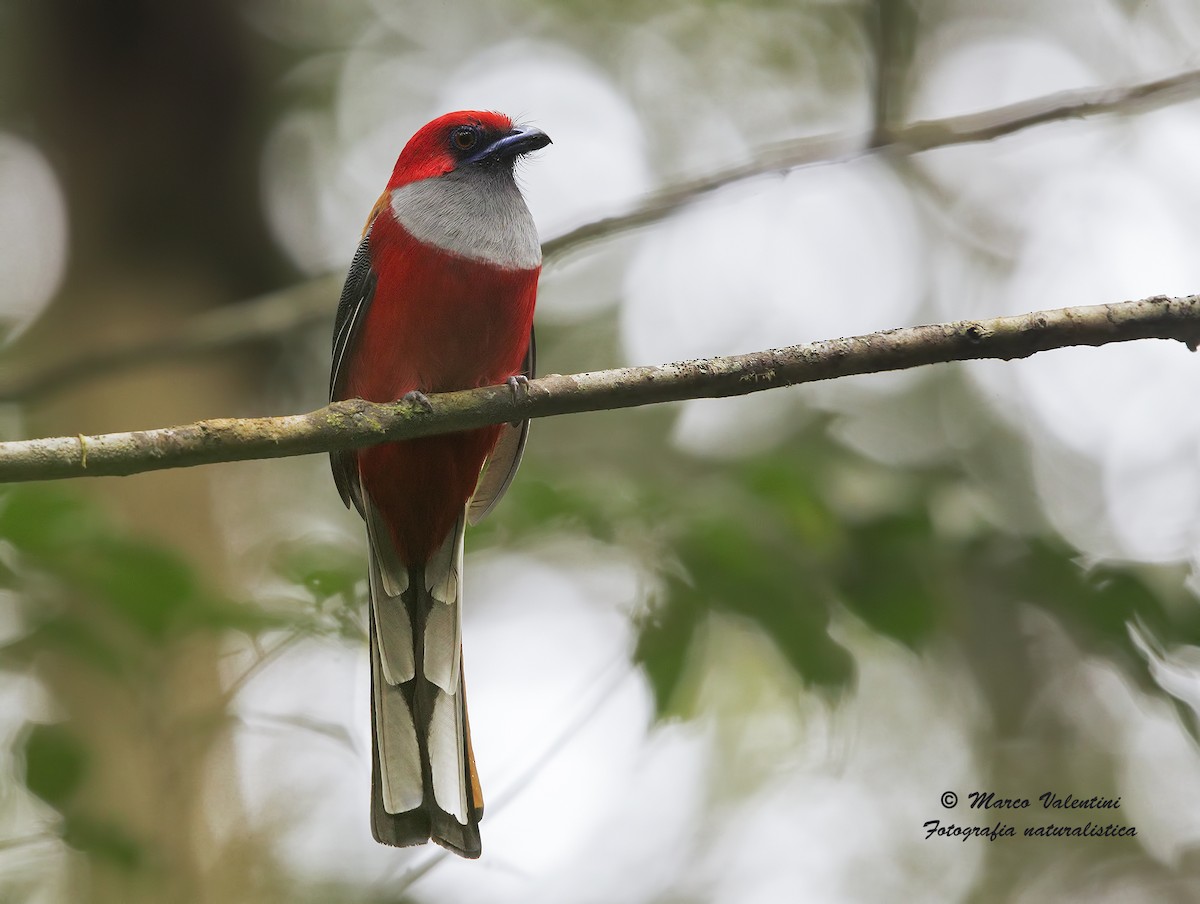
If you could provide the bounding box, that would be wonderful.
[452,127,478,151]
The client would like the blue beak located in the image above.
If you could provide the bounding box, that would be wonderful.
[464,126,551,165]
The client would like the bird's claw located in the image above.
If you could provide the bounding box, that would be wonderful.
[402,390,434,413]
[506,374,530,399]
[506,375,530,426]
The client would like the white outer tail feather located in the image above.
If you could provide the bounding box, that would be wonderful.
[429,690,468,821]
[370,615,423,813]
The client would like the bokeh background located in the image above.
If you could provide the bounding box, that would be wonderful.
[1,1,1200,902]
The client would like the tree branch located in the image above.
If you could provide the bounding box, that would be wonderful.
[1,295,1196,484]
[4,67,1200,405]
[543,66,1200,259]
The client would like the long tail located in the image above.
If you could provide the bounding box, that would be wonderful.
[365,507,484,857]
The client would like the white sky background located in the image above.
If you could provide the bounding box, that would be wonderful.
[6,0,1200,900]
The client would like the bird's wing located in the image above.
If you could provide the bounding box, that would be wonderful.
[466,325,535,526]
[329,232,377,514]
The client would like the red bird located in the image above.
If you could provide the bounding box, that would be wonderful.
[329,111,549,857]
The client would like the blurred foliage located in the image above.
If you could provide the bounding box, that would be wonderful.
[0,0,1197,900]
[472,412,1200,732]
[271,535,370,644]
[0,486,282,676]
[0,485,289,880]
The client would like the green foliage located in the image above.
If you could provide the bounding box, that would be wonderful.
[271,535,367,642]
[17,722,142,870]
[0,484,291,873]
[836,512,943,647]
[469,476,642,546]
[273,537,360,604]
[20,722,87,810]
[634,577,705,716]
[671,515,853,694]
[59,816,144,871]
[0,485,287,677]
[493,419,1196,726]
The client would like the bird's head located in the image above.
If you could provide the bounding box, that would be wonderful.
[387,111,551,190]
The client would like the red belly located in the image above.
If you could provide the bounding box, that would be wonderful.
[344,214,538,564]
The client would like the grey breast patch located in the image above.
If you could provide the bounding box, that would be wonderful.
[390,167,541,270]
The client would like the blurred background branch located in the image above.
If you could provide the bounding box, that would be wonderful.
[1,65,1198,407]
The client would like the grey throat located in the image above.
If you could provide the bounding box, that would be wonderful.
[389,166,541,270]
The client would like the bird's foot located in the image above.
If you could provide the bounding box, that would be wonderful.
[402,390,433,413]
[506,375,530,426]
[506,374,530,400]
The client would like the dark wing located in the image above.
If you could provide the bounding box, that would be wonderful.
[466,326,535,526]
[329,234,377,514]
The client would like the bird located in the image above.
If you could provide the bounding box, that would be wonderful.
[328,111,549,858]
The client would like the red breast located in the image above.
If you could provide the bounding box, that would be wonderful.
[345,111,549,564]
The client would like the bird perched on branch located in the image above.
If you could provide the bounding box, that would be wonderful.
[329,111,549,858]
